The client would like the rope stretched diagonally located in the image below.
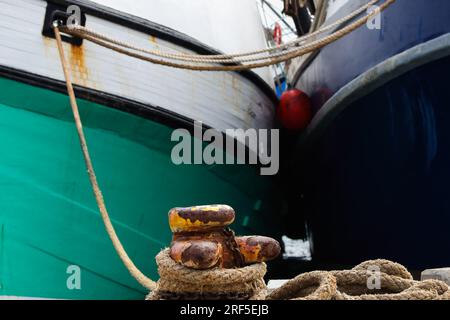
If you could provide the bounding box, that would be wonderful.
[60,0,381,64]
[58,0,396,70]
[54,25,157,291]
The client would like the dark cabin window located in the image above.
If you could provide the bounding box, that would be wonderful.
[283,0,316,36]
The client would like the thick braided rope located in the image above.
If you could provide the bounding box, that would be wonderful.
[266,271,337,300]
[58,0,396,71]
[60,0,380,63]
[148,249,267,300]
[335,279,449,300]
[156,249,267,285]
[150,255,450,300]
[54,26,157,291]
[352,259,413,279]
[332,270,414,299]
[267,259,450,300]
[155,248,266,285]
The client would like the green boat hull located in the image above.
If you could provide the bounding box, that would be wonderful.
[0,76,279,299]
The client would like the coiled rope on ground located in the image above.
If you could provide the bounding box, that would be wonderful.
[266,259,450,300]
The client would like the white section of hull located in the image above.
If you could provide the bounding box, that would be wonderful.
[0,0,275,134]
[93,0,272,84]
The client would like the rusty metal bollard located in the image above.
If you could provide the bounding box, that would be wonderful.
[168,205,281,269]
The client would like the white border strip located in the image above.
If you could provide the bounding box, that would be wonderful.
[0,296,56,300]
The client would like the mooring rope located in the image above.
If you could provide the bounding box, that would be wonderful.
[54,25,157,291]
[147,249,268,300]
[58,0,396,71]
[266,259,450,300]
[52,0,398,294]
[60,0,381,64]
[146,253,450,300]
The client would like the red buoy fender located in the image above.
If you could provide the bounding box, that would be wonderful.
[277,89,312,131]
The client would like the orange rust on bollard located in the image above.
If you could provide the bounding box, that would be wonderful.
[236,236,281,264]
[167,205,280,270]
[170,240,223,269]
[168,205,235,233]
[172,229,243,269]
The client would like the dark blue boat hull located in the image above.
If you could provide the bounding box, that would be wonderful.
[294,0,450,113]
[292,0,450,269]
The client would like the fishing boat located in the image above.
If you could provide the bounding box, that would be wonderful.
[284,0,450,270]
[0,0,282,299]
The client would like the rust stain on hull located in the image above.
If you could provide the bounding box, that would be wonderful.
[42,37,54,57]
[42,36,96,89]
[149,35,161,52]
[69,44,89,87]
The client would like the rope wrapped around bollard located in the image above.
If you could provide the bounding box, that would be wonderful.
[146,249,267,300]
